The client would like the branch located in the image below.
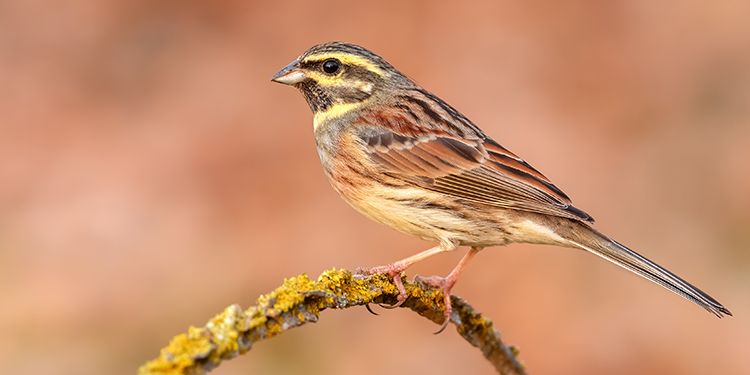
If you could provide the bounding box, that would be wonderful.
[138,268,526,375]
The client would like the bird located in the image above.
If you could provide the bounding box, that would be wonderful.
[271,41,731,332]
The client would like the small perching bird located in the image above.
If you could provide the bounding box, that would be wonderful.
[271,42,731,332]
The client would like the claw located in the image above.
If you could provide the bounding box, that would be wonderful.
[421,247,481,334]
[364,304,379,315]
[433,292,453,334]
[417,275,454,334]
[366,244,455,310]
[362,245,475,334]
[368,264,409,309]
[380,272,408,308]
[378,275,408,309]
[434,317,451,334]
[378,300,403,309]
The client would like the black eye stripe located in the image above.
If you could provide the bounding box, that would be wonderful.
[299,59,343,74]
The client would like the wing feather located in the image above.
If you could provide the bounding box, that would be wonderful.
[356,104,593,222]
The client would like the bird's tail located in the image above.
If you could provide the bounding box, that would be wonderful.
[555,220,731,317]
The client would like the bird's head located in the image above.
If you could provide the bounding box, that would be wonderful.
[272,42,411,123]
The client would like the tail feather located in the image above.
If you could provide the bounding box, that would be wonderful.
[558,221,731,317]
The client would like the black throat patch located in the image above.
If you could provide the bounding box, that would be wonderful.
[297,80,333,112]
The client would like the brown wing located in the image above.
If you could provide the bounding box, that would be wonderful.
[357,111,593,222]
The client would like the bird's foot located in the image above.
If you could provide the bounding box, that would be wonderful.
[366,262,409,309]
[415,274,458,334]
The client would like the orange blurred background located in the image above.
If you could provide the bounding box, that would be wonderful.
[1,1,749,374]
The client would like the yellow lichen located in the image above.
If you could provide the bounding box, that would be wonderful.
[139,268,524,375]
[138,327,213,374]
[257,274,315,314]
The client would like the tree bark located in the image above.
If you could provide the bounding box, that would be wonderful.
[138,268,526,375]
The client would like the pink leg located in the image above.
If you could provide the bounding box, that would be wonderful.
[418,247,481,334]
[368,243,456,308]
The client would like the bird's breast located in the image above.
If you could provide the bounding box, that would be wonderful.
[313,128,515,246]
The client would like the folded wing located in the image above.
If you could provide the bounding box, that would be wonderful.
[357,108,593,222]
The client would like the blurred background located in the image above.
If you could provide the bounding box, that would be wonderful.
[1,1,749,374]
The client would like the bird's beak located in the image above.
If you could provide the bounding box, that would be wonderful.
[271,60,305,85]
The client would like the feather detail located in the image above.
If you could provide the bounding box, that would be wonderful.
[356,95,593,222]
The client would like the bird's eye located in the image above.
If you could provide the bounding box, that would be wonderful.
[322,59,341,74]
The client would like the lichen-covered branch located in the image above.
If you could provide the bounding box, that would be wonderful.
[138,268,526,375]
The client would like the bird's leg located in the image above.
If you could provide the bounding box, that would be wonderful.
[416,247,481,334]
[368,243,456,308]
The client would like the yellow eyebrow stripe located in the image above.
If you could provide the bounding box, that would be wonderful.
[303,52,385,76]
